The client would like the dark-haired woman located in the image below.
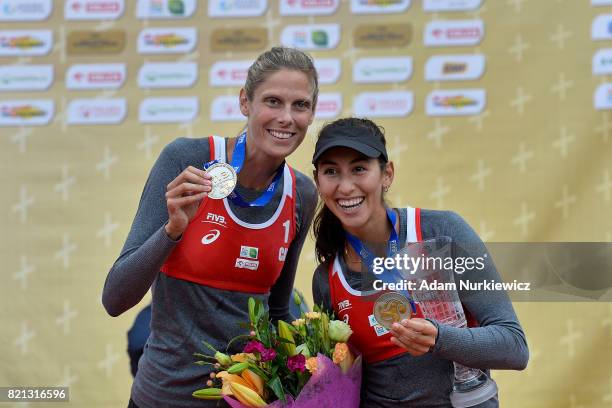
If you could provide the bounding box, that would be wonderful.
[311,117,529,407]
[103,47,319,408]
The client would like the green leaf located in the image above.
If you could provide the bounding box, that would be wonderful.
[192,388,222,400]
[268,376,286,403]
[194,361,216,367]
[248,364,270,382]
[227,362,250,374]
[200,339,219,354]
[226,334,252,352]
[193,353,216,360]
[248,297,256,324]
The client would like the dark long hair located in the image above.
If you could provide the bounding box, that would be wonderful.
[312,118,388,265]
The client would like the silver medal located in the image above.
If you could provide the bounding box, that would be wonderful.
[206,162,237,200]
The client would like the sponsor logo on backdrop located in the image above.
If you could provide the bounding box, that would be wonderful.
[426,89,486,116]
[353,24,412,48]
[208,0,267,17]
[139,97,198,123]
[593,0,612,6]
[425,54,485,81]
[592,14,612,40]
[423,0,482,12]
[593,49,612,75]
[281,24,340,50]
[211,28,268,52]
[67,98,127,125]
[0,0,52,21]
[0,30,52,56]
[138,27,197,54]
[67,30,125,55]
[210,60,251,87]
[280,0,339,16]
[594,83,612,109]
[138,62,198,88]
[353,56,412,83]
[65,0,124,20]
[315,93,342,120]
[136,0,197,19]
[0,65,53,91]
[354,91,413,118]
[315,58,341,84]
[0,99,54,126]
[66,63,126,90]
[350,0,410,14]
[424,20,484,47]
[211,95,243,122]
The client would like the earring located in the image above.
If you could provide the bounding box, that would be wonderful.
[383,185,389,193]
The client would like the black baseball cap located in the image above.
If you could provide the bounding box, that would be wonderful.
[312,125,388,164]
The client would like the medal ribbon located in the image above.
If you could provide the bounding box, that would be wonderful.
[204,132,284,207]
[345,208,416,312]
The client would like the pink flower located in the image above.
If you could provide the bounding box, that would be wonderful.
[261,348,277,362]
[244,340,266,354]
[244,340,277,362]
[287,354,306,372]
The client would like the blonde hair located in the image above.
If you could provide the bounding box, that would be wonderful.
[244,47,319,109]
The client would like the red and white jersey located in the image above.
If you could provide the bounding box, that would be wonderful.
[329,207,424,364]
[161,136,297,294]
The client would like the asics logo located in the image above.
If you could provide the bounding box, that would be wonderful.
[201,229,221,245]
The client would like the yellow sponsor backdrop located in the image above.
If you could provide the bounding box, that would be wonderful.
[1,1,611,407]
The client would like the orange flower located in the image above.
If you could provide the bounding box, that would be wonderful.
[332,343,348,364]
[231,353,256,363]
[305,357,318,374]
[333,343,354,374]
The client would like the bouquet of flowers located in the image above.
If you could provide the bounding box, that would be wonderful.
[192,298,362,407]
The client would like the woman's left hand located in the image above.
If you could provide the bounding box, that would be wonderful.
[389,318,438,357]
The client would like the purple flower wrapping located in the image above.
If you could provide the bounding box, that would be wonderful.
[223,354,362,408]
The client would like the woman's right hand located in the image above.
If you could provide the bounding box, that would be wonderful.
[164,166,212,240]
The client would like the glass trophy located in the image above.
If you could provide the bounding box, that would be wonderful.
[398,237,498,408]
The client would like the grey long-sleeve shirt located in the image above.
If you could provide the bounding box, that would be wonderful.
[102,137,317,408]
[313,208,529,407]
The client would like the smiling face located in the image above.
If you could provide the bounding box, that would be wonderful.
[315,147,394,237]
[240,69,315,162]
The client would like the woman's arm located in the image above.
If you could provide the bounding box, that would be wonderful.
[102,140,186,317]
[425,211,529,370]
